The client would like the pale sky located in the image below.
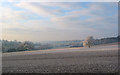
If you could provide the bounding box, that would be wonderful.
[1,2,118,42]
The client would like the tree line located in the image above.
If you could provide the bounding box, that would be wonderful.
[1,36,119,53]
[83,36,119,48]
[1,40,34,53]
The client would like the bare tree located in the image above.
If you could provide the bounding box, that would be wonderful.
[83,36,94,48]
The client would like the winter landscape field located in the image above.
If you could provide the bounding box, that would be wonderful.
[2,43,118,73]
[1,1,119,74]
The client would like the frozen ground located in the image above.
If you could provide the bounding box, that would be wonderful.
[2,44,118,73]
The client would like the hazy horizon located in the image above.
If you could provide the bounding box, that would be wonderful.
[1,35,118,43]
[1,2,118,42]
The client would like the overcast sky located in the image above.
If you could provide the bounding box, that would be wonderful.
[1,2,118,42]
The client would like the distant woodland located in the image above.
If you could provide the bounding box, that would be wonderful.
[1,36,120,53]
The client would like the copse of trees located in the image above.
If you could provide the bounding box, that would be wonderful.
[17,41,34,51]
[2,40,35,52]
[2,40,55,53]
[2,40,21,52]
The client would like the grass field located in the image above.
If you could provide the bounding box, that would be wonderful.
[2,44,118,73]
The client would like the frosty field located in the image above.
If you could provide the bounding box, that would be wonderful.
[2,44,118,73]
